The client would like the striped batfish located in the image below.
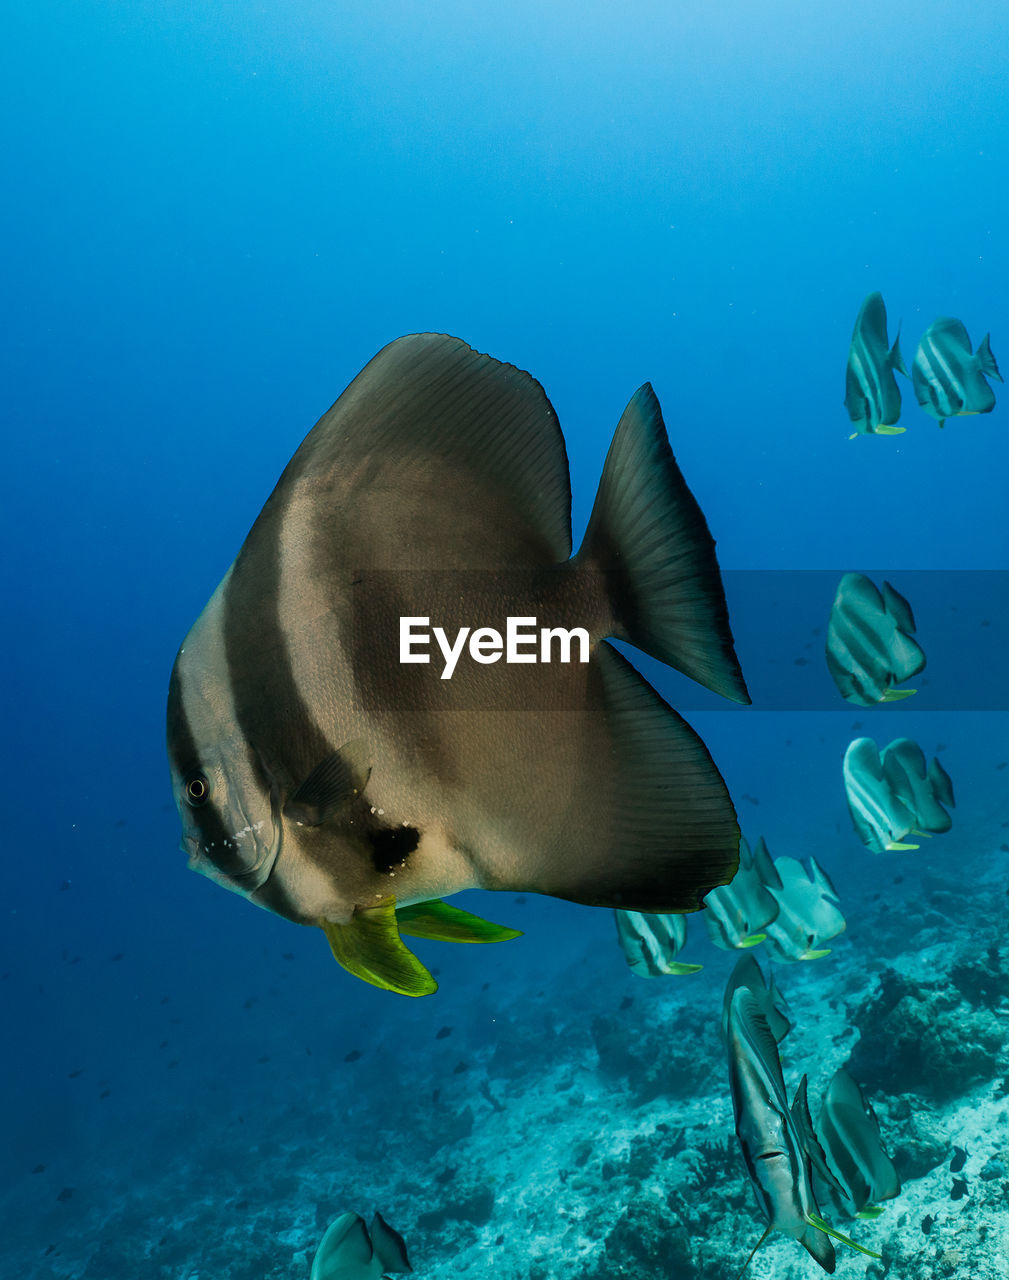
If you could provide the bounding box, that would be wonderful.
[825,573,925,707]
[723,962,880,1276]
[844,292,908,437]
[912,317,1002,427]
[842,737,919,853]
[614,908,702,977]
[703,835,780,951]
[814,1068,900,1218]
[311,1210,411,1280]
[167,334,750,996]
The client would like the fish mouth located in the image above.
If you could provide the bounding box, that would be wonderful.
[181,788,283,894]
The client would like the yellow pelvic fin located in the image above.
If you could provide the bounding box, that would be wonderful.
[885,840,919,851]
[738,932,767,949]
[880,687,916,702]
[849,432,859,440]
[874,424,906,435]
[806,1213,881,1259]
[396,898,522,944]
[856,1205,885,1220]
[910,829,934,838]
[320,897,437,997]
[663,961,704,976]
[801,948,832,960]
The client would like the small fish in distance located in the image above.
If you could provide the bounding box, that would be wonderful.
[704,836,779,952]
[844,292,907,437]
[912,317,1002,428]
[614,909,702,977]
[825,574,925,706]
[167,334,749,995]
[843,738,919,853]
[763,856,846,963]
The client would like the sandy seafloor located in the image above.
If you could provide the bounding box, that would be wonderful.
[5,718,1009,1280]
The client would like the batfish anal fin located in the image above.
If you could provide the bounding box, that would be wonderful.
[286,741,371,827]
[320,897,437,996]
[577,383,750,703]
[395,898,522,944]
[564,641,741,912]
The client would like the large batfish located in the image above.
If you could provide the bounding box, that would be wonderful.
[167,334,749,994]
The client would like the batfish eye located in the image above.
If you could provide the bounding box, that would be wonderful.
[184,771,211,807]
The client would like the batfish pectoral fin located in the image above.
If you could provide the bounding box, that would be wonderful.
[285,741,371,827]
[806,1213,881,1261]
[320,897,437,996]
[880,687,916,702]
[395,898,522,944]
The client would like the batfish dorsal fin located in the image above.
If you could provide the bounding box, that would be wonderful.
[280,333,573,569]
[927,756,955,808]
[395,899,522,944]
[320,898,437,996]
[285,742,371,826]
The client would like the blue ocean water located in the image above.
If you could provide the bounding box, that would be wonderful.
[2,2,1007,1276]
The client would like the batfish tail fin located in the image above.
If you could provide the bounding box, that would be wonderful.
[977,333,1003,383]
[889,325,908,377]
[927,756,955,808]
[800,1219,838,1273]
[369,1212,413,1274]
[576,383,750,703]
